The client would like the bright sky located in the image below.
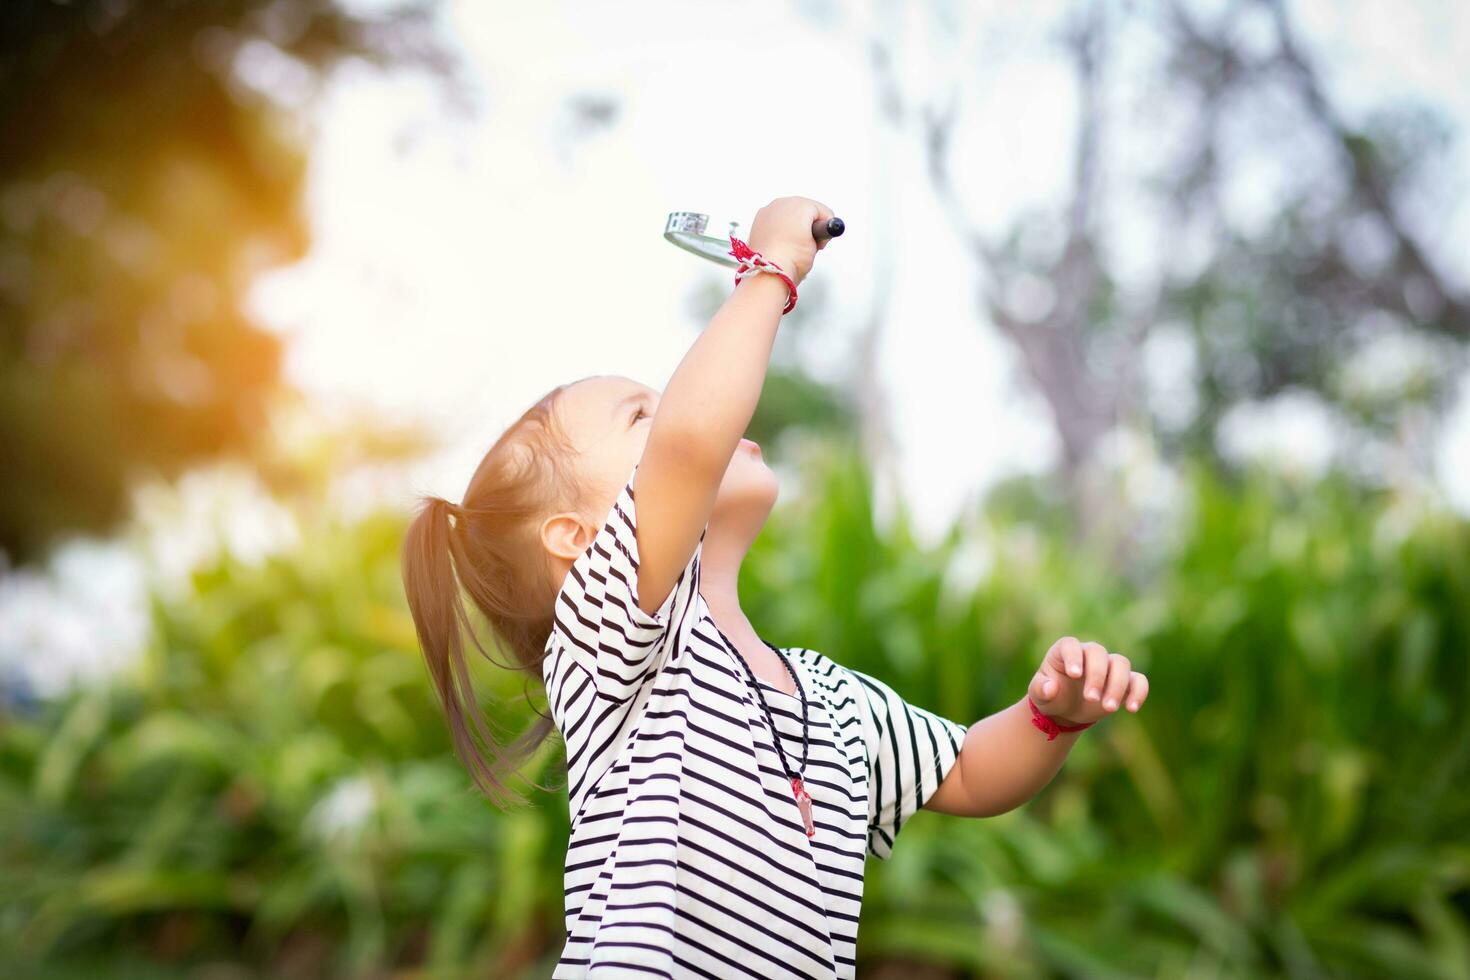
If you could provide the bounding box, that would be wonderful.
[253,0,1060,539]
[2,0,1467,693]
[253,0,1470,532]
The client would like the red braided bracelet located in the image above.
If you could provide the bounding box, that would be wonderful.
[1027,696,1095,740]
[728,234,797,314]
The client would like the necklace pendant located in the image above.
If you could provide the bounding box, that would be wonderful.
[791,778,816,838]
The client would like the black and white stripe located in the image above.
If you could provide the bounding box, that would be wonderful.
[544,461,967,979]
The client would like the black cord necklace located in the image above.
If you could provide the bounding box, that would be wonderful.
[713,626,815,838]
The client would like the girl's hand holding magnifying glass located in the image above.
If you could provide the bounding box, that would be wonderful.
[745,196,838,288]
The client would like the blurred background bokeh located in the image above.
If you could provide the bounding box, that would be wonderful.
[2,1,1468,977]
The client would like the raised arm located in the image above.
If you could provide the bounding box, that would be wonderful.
[632,196,835,616]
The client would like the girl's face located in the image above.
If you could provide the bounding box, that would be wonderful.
[557,374,778,537]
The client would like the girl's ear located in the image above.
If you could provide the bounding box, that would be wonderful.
[541,512,595,563]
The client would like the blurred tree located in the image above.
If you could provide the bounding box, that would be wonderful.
[1153,0,1468,456]
[858,0,1468,528]
[0,0,445,565]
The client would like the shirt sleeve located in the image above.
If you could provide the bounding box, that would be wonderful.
[850,667,969,860]
[545,459,703,704]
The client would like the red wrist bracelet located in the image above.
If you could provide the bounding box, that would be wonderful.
[1027,696,1094,740]
[728,234,798,314]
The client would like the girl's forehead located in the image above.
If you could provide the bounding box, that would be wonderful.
[563,376,652,430]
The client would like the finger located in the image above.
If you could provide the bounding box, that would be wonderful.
[813,200,835,249]
[1051,636,1084,682]
[1125,672,1150,712]
[1029,663,1064,702]
[1081,641,1109,704]
[1101,653,1132,712]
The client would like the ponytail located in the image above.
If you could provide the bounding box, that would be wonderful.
[403,496,551,807]
[400,381,583,806]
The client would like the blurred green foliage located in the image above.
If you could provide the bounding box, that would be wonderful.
[2,445,1467,978]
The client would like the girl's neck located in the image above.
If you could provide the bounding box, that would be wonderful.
[696,559,748,632]
[695,510,757,615]
[697,519,797,693]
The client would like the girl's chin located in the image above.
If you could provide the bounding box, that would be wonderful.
[716,462,779,510]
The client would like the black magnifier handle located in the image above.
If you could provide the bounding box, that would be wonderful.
[812,216,845,244]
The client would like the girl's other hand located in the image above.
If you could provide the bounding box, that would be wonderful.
[1028,636,1149,726]
[746,196,835,288]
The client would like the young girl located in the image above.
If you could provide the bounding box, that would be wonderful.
[402,196,1150,979]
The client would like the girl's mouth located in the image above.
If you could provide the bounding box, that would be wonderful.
[739,437,761,455]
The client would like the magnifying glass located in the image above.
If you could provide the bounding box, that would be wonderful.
[664,211,845,267]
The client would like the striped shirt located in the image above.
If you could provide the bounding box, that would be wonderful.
[543,460,968,979]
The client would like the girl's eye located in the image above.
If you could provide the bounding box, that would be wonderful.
[633,408,648,423]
